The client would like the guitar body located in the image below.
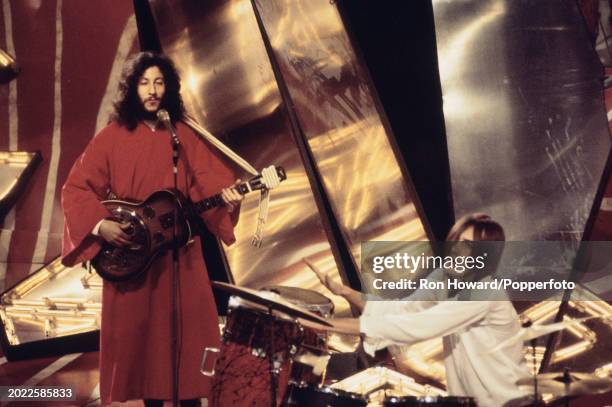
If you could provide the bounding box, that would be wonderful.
[92,189,192,282]
[91,166,286,283]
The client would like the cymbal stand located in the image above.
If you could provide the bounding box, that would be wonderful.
[267,305,279,407]
[531,337,539,405]
[561,368,571,407]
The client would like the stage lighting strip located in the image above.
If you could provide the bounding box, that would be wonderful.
[80,272,103,289]
[2,258,66,300]
[1,305,100,344]
[0,151,34,164]
[595,363,612,378]
[390,340,446,385]
[0,258,102,345]
[520,297,612,373]
[329,366,446,401]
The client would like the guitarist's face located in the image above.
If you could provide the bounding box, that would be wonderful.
[137,66,166,114]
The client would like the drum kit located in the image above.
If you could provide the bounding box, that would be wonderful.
[206,281,367,407]
[203,281,612,407]
[203,282,472,407]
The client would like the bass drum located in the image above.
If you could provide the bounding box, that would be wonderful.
[284,382,368,407]
[383,395,478,407]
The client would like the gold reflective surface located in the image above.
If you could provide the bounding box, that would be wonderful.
[254,0,429,275]
[431,0,612,384]
[150,0,351,314]
[0,151,39,204]
[432,0,610,240]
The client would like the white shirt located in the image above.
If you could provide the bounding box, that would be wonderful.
[359,283,530,407]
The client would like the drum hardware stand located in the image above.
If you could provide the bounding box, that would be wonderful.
[558,368,574,407]
[521,319,543,407]
[528,334,551,407]
[267,305,279,407]
[530,337,540,406]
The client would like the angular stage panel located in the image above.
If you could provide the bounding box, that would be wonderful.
[0,48,19,84]
[253,0,430,271]
[0,151,41,293]
[0,151,41,224]
[0,258,101,360]
[431,0,612,386]
[148,0,354,314]
[432,0,611,240]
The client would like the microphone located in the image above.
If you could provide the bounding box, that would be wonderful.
[157,109,180,147]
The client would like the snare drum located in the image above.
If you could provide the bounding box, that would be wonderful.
[262,286,333,352]
[210,299,304,407]
[383,395,477,407]
[284,382,368,407]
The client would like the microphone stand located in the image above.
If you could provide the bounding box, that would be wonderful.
[158,109,182,407]
[170,124,181,407]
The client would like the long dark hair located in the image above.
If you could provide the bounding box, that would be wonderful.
[112,52,185,130]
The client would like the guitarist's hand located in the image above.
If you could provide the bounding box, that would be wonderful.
[99,220,133,247]
[221,179,244,213]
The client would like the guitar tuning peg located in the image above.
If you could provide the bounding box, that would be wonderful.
[260,166,281,190]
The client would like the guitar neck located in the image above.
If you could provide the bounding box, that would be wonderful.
[192,182,251,214]
[191,166,286,214]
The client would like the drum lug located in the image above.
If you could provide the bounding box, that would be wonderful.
[200,347,220,377]
[251,347,267,358]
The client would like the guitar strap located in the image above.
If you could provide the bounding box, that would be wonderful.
[183,114,277,247]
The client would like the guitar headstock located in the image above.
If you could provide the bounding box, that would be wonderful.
[241,166,287,193]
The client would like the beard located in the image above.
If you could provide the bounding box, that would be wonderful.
[136,100,162,121]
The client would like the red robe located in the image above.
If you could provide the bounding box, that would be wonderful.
[61,121,236,404]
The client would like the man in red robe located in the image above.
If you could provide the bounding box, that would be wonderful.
[61,52,243,407]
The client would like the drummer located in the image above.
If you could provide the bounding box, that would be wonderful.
[305,214,531,407]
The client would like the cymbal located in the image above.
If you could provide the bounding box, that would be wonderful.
[212,281,332,326]
[502,394,545,407]
[489,317,596,353]
[517,371,612,397]
[262,285,335,317]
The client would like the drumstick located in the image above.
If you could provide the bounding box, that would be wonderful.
[298,316,361,335]
[302,257,325,281]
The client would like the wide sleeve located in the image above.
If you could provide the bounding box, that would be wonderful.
[183,125,238,245]
[361,269,447,317]
[359,300,490,354]
[61,131,113,266]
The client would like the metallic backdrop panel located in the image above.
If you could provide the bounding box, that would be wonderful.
[149,0,352,314]
[432,0,612,379]
[432,0,611,240]
[253,0,429,279]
